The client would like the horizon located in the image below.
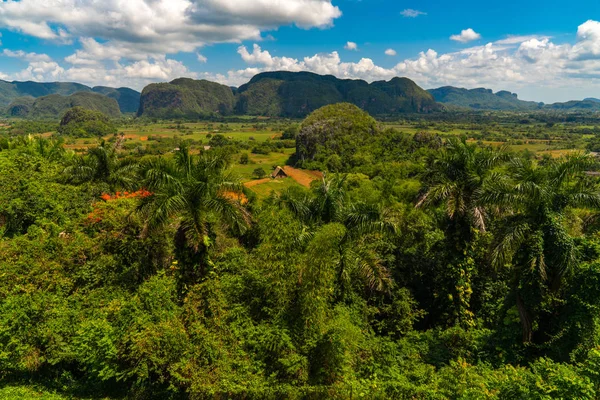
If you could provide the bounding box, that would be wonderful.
[1,72,594,105]
[0,0,599,103]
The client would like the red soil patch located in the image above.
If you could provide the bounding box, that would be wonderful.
[282,166,322,188]
[140,136,149,141]
[244,178,270,188]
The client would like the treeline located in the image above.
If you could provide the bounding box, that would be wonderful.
[2,106,600,398]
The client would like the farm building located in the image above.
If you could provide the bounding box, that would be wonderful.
[271,166,288,179]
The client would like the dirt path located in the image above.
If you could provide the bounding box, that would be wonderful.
[244,178,270,188]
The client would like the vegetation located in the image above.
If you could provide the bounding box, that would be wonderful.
[429,86,543,111]
[138,78,235,119]
[0,79,139,114]
[429,86,600,112]
[7,92,121,119]
[91,86,141,114]
[5,104,600,398]
[235,71,441,118]
[57,107,118,138]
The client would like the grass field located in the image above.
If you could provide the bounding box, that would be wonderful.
[0,385,98,400]
[234,149,295,180]
[12,118,595,198]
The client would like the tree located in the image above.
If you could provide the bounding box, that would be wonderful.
[417,138,508,327]
[138,144,250,288]
[240,153,249,165]
[58,107,117,138]
[274,175,398,299]
[253,167,267,179]
[63,141,138,190]
[484,154,600,343]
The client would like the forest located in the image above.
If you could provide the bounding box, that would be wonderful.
[3,103,600,399]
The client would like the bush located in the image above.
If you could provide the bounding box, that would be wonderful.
[253,167,267,179]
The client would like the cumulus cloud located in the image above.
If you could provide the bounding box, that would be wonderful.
[197,53,208,63]
[385,49,397,56]
[4,17,600,101]
[345,41,358,51]
[203,20,600,102]
[0,0,341,61]
[401,9,426,18]
[3,49,52,62]
[450,28,482,43]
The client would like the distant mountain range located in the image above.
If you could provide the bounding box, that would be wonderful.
[427,87,542,111]
[0,80,140,116]
[138,71,441,119]
[1,73,600,120]
[428,86,600,112]
[7,92,121,119]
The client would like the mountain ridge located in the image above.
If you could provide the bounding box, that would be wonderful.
[0,79,140,114]
[429,85,600,111]
[6,92,121,119]
[138,71,441,119]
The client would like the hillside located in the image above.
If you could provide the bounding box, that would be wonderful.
[7,92,121,119]
[234,71,440,117]
[428,86,543,111]
[92,86,141,113]
[138,78,235,118]
[0,79,139,114]
[545,99,600,111]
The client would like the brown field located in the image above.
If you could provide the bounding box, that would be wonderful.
[282,166,322,188]
[244,178,270,188]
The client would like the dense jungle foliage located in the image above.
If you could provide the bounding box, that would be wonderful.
[3,104,600,399]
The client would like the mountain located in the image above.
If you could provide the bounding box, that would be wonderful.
[0,79,139,114]
[138,78,235,118]
[7,92,121,119]
[138,72,440,119]
[584,98,600,104]
[428,86,543,111]
[234,71,440,118]
[544,100,600,111]
[92,86,141,113]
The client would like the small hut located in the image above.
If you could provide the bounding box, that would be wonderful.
[271,166,288,179]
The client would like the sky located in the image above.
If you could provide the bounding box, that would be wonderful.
[0,0,599,102]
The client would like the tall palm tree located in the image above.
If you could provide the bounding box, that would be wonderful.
[62,140,138,190]
[416,138,508,327]
[417,137,508,231]
[138,144,250,286]
[483,154,600,343]
[274,175,398,297]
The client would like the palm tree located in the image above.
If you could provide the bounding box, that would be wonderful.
[483,154,600,343]
[274,175,398,298]
[417,137,508,232]
[416,138,508,327]
[63,140,138,190]
[138,144,250,287]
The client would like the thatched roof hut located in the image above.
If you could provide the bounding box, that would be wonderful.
[271,166,288,179]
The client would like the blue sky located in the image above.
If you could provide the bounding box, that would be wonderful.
[0,0,599,102]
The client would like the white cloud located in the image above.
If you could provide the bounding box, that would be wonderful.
[401,9,426,18]
[385,49,397,56]
[4,18,600,102]
[571,20,600,60]
[197,53,208,63]
[450,28,482,43]
[345,41,358,51]
[3,49,52,62]
[0,0,342,64]
[208,21,600,102]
